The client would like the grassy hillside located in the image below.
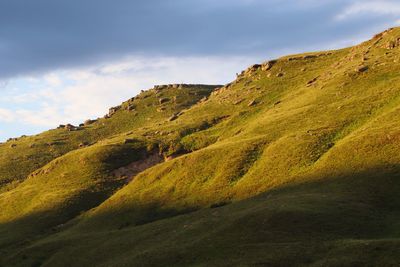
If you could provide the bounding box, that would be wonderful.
[1,27,400,266]
[0,84,217,191]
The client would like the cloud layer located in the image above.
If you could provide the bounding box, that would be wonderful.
[1,0,399,80]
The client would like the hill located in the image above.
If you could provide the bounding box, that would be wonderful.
[1,27,400,266]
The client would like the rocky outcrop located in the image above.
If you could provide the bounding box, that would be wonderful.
[108,106,121,116]
[153,84,222,92]
[261,60,277,71]
[385,38,400,49]
[64,124,77,131]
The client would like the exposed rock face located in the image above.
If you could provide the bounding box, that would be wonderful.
[247,64,261,72]
[385,38,400,49]
[113,153,164,181]
[126,104,135,111]
[64,124,77,131]
[261,60,277,71]
[108,106,121,116]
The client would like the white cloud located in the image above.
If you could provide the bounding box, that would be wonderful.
[335,1,400,20]
[0,108,15,122]
[44,73,62,87]
[0,55,258,130]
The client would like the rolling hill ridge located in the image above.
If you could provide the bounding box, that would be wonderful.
[1,27,400,266]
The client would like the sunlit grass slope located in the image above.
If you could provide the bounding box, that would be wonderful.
[0,84,217,246]
[0,84,217,191]
[1,27,400,266]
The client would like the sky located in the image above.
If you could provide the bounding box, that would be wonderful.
[1,0,400,141]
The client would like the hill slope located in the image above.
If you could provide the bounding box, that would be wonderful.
[1,28,400,266]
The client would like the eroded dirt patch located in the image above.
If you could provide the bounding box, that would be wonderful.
[113,153,164,181]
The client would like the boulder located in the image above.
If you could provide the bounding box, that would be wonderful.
[356,66,369,73]
[108,105,121,116]
[261,60,277,71]
[158,98,170,104]
[168,113,179,121]
[306,77,318,86]
[248,100,256,107]
[126,104,135,111]
[64,124,76,131]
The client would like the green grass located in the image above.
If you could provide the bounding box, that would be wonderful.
[1,28,400,266]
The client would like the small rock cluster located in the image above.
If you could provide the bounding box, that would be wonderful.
[238,60,277,78]
[154,84,182,90]
[108,106,121,117]
[385,38,400,49]
[57,124,78,131]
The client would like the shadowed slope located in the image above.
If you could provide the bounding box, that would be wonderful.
[5,167,400,267]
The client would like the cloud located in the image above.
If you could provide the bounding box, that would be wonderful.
[44,73,62,87]
[0,108,15,122]
[335,1,400,20]
[0,0,385,80]
[0,55,257,131]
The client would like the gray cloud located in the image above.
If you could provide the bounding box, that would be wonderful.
[0,0,398,79]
